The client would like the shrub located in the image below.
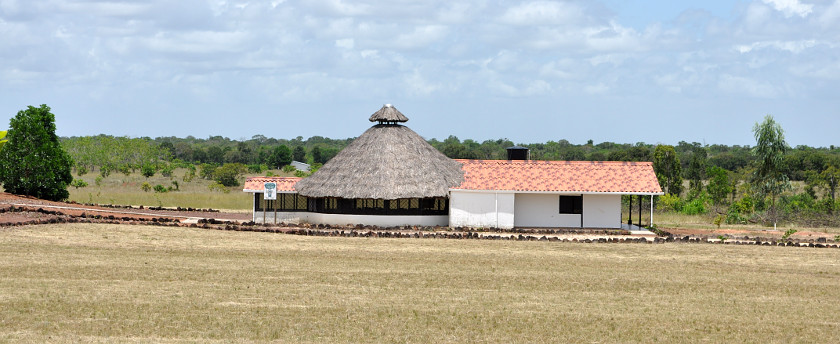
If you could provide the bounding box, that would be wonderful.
[76,165,88,176]
[282,164,296,173]
[294,170,309,178]
[141,182,152,192]
[265,171,275,177]
[658,194,684,212]
[70,179,88,189]
[161,164,174,178]
[781,228,797,240]
[682,198,707,215]
[141,163,156,178]
[208,182,230,193]
[199,163,217,180]
[153,184,168,193]
[214,163,247,187]
[94,176,103,187]
[183,164,196,182]
[117,164,132,176]
[248,164,268,173]
[171,180,179,191]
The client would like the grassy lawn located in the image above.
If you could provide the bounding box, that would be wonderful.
[2,224,840,342]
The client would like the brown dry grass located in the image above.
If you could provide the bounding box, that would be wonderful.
[65,168,290,211]
[2,223,840,342]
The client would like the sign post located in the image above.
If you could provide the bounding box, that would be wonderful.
[264,183,276,224]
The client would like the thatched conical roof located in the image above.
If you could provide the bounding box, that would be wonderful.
[369,104,408,123]
[295,109,463,199]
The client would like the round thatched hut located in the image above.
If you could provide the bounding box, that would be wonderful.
[293,104,464,225]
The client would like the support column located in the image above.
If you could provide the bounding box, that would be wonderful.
[627,195,632,226]
[638,195,642,229]
[650,195,654,227]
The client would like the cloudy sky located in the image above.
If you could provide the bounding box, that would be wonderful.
[1,0,838,146]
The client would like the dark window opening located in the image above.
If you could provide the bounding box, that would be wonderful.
[559,195,583,214]
[254,193,308,212]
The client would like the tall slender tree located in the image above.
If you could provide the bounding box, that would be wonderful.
[751,115,790,227]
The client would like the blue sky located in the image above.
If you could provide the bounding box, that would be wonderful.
[1,0,838,147]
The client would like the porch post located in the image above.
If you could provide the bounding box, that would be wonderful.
[650,195,654,227]
[638,195,642,228]
[627,195,632,226]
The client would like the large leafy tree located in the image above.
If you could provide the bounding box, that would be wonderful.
[0,105,74,201]
[751,115,790,226]
[653,145,683,196]
[0,130,7,150]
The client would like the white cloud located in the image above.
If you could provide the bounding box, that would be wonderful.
[761,0,813,18]
[499,1,584,26]
[736,40,821,53]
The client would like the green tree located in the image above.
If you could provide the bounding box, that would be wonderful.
[706,166,732,206]
[686,146,707,195]
[0,105,74,201]
[141,163,156,178]
[269,145,292,168]
[653,145,683,196]
[214,163,248,187]
[751,115,790,226]
[0,130,7,151]
[293,145,306,162]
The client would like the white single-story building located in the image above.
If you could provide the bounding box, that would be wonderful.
[243,159,663,229]
[243,104,663,229]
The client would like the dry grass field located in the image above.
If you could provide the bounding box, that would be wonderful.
[64,168,286,211]
[2,223,840,342]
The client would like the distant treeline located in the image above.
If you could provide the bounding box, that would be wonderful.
[60,134,840,182]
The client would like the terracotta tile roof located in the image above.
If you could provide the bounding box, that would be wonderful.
[453,160,663,194]
[243,177,301,193]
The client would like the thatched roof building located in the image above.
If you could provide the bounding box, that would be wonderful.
[295,104,463,199]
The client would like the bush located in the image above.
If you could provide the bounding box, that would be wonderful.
[682,193,709,215]
[70,179,88,189]
[214,163,247,187]
[153,184,168,193]
[282,164,296,173]
[171,180,179,191]
[76,165,88,176]
[94,176,103,187]
[248,164,268,173]
[658,194,684,212]
[293,170,309,178]
[141,163,156,178]
[183,164,196,182]
[199,163,217,180]
[141,182,152,192]
[117,164,132,176]
[161,164,174,178]
[208,182,230,193]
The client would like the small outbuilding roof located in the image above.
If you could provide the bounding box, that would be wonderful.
[243,177,302,193]
[452,160,663,194]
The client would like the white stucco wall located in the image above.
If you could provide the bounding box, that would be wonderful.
[449,191,515,229]
[582,194,621,228]
[514,193,582,228]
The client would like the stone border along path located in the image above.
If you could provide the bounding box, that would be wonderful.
[2,204,839,248]
[5,202,212,224]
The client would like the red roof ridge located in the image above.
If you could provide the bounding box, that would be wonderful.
[455,159,653,166]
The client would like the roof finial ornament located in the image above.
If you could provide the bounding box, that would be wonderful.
[369,103,409,125]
